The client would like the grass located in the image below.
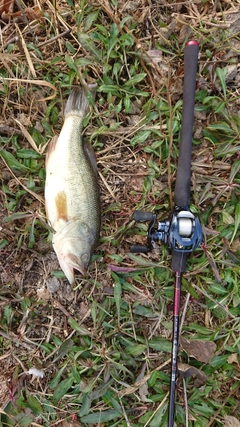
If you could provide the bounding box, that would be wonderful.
[0,0,240,426]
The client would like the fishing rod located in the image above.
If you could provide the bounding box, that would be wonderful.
[130,41,202,426]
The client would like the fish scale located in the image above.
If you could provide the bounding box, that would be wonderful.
[45,85,100,284]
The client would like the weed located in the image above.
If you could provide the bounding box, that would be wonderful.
[0,1,239,427]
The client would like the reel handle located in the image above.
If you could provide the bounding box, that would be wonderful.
[133,211,155,221]
[131,211,155,254]
[130,245,149,254]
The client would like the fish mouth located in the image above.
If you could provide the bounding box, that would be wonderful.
[67,253,89,277]
[52,233,91,284]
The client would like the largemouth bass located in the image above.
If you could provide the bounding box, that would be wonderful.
[45,84,100,285]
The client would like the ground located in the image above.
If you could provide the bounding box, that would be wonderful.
[0,1,240,426]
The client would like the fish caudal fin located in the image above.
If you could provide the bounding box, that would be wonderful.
[64,83,97,118]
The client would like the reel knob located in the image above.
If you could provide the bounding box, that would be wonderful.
[133,211,155,221]
[130,244,149,254]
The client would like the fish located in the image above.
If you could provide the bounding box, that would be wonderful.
[45,84,100,285]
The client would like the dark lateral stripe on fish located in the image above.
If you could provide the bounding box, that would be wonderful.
[55,191,68,221]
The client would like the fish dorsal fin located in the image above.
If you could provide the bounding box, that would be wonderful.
[45,135,58,166]
[83,139,98,175]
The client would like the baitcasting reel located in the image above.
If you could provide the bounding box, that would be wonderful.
[131,208,202,254]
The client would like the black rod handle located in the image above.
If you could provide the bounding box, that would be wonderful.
[174,41,198,208]
[172,41,198,273]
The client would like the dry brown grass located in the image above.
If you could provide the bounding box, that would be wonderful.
[0,1,240,426]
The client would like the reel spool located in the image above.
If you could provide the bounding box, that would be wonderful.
[178,218,192,237]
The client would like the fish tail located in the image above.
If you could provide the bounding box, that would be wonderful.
[64,83,97,118]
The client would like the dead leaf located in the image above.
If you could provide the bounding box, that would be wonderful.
[178,24,193,44]
[23,6,43,21]
[0,0,14,20]
[223,415,240,427]
[56,420,81,427]
[17,113,31,127]
[37,286,51,301]
[107,264,137,273]
[231,236,240,252]
[226,65,238,83]
[178,362,207,387]
[146,49,163,65]
[139,382,149,402]
[180,336,216,363]
[129,175,145,192]
[2,3,43,22]
[136,363,149,402]
[228,17,240,36]
[46,276,60,293]
[227,353,240,371]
